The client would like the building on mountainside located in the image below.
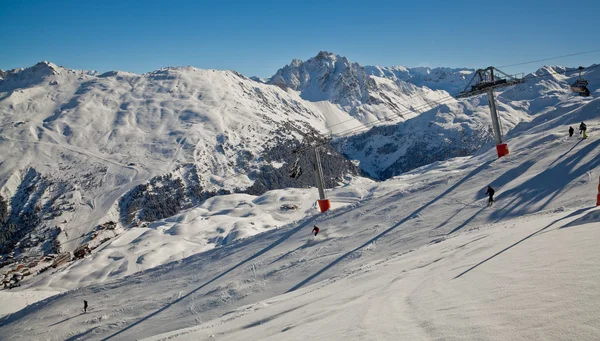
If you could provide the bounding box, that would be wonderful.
[73,244,91,259]
[51,253,71,268]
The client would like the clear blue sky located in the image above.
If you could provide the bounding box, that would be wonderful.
[1,0,599,78]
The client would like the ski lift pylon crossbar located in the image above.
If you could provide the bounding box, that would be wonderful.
[456,66,525,99]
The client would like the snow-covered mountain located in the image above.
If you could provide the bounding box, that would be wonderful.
[0,61,360,257]
[365,65,475,94]
[269,51,453,125]
[270,51,371,108]
[0,52,474,262]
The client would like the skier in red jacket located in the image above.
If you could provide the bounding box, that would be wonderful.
[312,225,320,236]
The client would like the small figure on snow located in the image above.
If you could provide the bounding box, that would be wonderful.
[579,122,588,139]
[84,300,88,313]
[569,126,574,137]
[486,186,495,207]
[312,225,320,237]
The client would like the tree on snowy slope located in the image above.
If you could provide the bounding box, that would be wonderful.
[0,195,7,224]
[244,137,362,196]
[118,132,362,226]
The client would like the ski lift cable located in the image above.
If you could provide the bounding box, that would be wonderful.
[323,49,600,133]
[498,48,600,69]
[308,94,462,148]
[321,93,459,137]
[298,63,600,154]
[332,96,459,139]
[322,63,600,141]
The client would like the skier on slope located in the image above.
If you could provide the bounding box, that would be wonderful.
[579,122,588,139]
[486,186,495,207]
[569,126,574,137]
[312,225,320,237]
[84,300,88,313]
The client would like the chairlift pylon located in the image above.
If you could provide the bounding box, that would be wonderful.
[455,66,524,158]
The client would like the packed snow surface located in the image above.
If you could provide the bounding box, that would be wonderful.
[31,186,369,290]
[2,89,600,340]
[0,289,60,318]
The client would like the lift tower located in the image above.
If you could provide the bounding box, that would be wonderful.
[292,144,331,213]
[457,67,524,158]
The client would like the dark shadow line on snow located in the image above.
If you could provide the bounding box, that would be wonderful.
[287,161,493,293]
[440,158,537,235]
[447,206,487,235]
[268,245,303,265]
[241,302,310,330]
[560,209,600,229]
[433,199,480,230]
[268,235,328,265]
[453,207,593,279]
[455,235,489,249]
[435,159,536,231]
[490,139,600,221]
[64,326,98,341]
[48,313,84,327]
[99,216,321,341]
[548,139,583,167]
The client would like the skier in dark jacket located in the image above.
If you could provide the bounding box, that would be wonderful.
[579,122,587,139]
[569,126,574,137]
[312,225,320,236]
[84,300,88,313]
[486,186,495,207]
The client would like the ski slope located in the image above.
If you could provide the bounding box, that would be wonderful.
[29,185,370,290]
[1,92,600,340]
[145,211,600,341]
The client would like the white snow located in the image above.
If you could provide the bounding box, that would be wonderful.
[2,92,600,340]
[340,64,600,179]
[364,64,475,94]
[142,212,600,341]
[306,100,365,135]
[0,289,61,318]
[270,51,456,127]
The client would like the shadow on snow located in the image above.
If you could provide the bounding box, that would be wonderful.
[286,160,495,293]
[454,207,593,279]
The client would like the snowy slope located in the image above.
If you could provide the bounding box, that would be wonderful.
[365,65,474,94]
[32,187,361,290]
[144,210,600,341]
[0,61,326,194]
[268,53,599,181]
[2,89,600,340]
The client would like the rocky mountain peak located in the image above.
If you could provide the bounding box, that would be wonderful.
[269,51,371,109]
